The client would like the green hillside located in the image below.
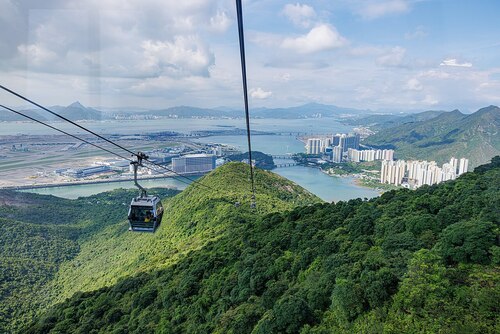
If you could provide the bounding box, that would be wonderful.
[363,106,500,167]
[22,158,500,333]
[0,163,319,333]
[345,110,447,130]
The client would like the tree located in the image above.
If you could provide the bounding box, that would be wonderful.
[437,220,496,264]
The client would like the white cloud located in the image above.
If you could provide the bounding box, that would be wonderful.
[282,3,316,28]
[209,10,232,33]
[356,0,410,20]
[440,58,472,68]
[423,94,438,105]
[17,43,58,65]
[406,78,423,91]
[376,46,406,67]
[281,24,347,54]
[250,87,272,99]
[139,36,215,77]
[405,26,427,39]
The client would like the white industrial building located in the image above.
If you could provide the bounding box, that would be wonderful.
[172,154,216,174]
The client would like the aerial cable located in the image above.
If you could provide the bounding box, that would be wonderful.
[0,84,136,157]
[0,85,214,190]
[0,104,209,190]
[0,104,130,161]
[235,0,257,208]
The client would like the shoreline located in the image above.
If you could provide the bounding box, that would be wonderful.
[0,173,205,191]
[319,166,385,193]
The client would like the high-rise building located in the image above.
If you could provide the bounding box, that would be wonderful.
[305,138,322,155]
[332,133,360,152]
[458,158,469,175]
[450,157,458,173]
[172,154,216,174]
[347,148,394,162]
[380,156,469,189]
[332,146,343,163]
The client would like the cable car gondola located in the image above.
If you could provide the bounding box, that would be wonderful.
[127,152,164,232]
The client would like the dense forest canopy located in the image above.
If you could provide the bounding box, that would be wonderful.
[4,158,496,333]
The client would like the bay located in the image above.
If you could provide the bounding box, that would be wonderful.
[274,166,379,202]
[20,178,191,199]
[9,117,380,202]
[0,117,352,136]
[196,135,305,155]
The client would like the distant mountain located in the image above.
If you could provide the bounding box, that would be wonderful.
[147,105,232,118]
[0,102,104,122]
[49,102,103,121]
[251,103,370,119]
[1,102,371,121]
[0,108,48,122]
[145,103,370,119]
[345,109,447,129]
[363,105,500,167]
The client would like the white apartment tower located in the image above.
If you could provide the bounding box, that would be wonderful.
[306,138,322,155]
[458,158,469,175]
[381,156,469,189]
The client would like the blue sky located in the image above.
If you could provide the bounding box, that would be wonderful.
[0,0,499,112]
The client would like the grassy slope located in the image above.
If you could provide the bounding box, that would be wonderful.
[42,163,321,306]
[25,159,499,334]
[363,106,500,167]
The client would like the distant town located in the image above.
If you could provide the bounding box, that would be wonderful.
[300,132,469,191]
[0,127,469,193]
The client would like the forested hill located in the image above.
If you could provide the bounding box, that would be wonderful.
[25,158,499,333]
[0,163,319,333]
[363,105,500,167]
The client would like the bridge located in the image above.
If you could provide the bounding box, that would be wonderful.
[271,154,295,159]
[275,162,297,168]
[273,132,333,137]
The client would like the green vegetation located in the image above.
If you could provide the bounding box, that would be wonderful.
[227,151,276,170]
[15,158,499,333]
[322,161,381,176]
[363,106,500,168]
[0,187,180,333]
[0,163,319,333]
[358,177,400,191]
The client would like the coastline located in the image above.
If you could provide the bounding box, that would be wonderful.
[0,173,205,191]
[319,166,385,194]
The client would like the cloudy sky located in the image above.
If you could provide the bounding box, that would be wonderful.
[1,0,499,112]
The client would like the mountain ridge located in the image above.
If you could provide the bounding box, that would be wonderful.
[22,157,500,334]
[363,106,500,167]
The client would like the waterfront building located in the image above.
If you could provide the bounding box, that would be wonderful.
[306,138,322,155]
[331,133,360,152]
[324,147,333,161]
[332,146,343,163]
[381,156,469,188]
[347,148,395,162]
[172,154,216,174]
[63,165,112,178]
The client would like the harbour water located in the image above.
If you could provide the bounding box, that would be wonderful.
[0,117,352,136]
[274,166,379,202]
[7,117,380,202]
[22,165,379,202]
[196,134,305,155]
[19,178,191,199]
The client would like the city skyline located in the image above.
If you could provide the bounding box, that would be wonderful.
[0,1,499,112]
